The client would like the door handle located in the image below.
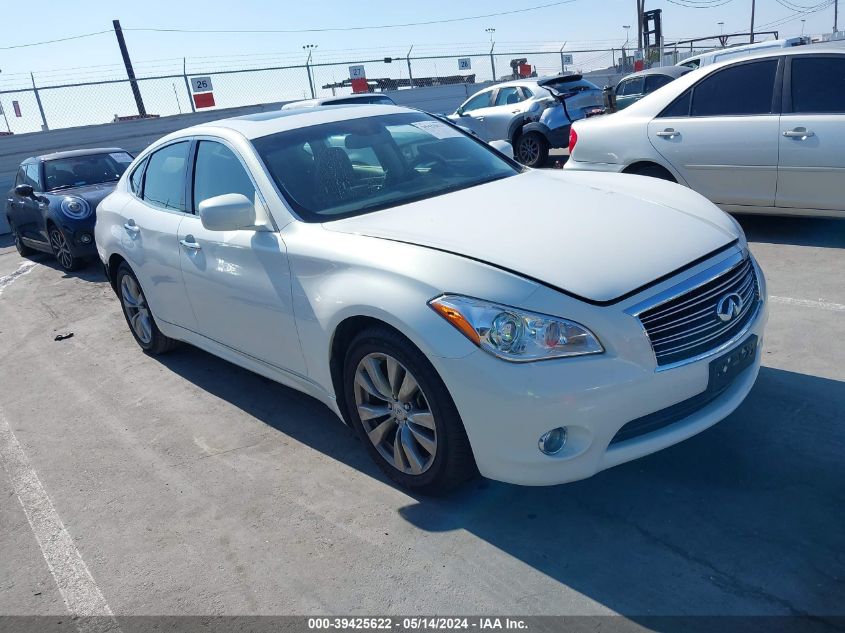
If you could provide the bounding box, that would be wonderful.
[656,128,680,139]
[123,220,140,234]
[179,236,202,251]
[783,127,814,139]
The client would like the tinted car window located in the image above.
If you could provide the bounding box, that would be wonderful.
[25,164,42,190]
[618,77,644,96]
[330,95,394,105]
[495,87,524,106]
[645,74,673,93]
[142,142,189,212]
[791,56,845,113]
[691,60,778,117]
[193,141,257,212]
[129,158,147,195]
[660,90,692,117]
[461,91,492,112]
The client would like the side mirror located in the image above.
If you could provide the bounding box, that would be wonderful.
[456,107,465,117]
[198,193,257,231]
[15,184,34,198]
[488,140,514,159]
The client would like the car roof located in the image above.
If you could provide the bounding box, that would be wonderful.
[619,66,691,81]
[168,104,420,141]
[35,147,128,162]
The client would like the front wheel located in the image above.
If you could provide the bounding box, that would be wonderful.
[515,132,549,168]
[343,327,477,494]
[116,263,178,355]
[49,226,84,271]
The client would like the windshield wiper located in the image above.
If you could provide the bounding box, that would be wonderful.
[48,184,77,192]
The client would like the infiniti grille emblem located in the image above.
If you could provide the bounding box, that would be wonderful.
[716,292,744,323]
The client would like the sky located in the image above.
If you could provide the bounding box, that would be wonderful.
[0,0,837,80]
[0,0,839,131]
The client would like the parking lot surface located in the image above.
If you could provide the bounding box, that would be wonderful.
[0,213,843,619]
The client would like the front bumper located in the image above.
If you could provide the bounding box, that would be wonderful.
[57,219,98,258]
[431,274,768,486]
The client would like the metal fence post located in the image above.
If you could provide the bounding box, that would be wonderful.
[182,58,196,113]
[407,46,414,89]
[489,42,496,82]
[30,73,49,131]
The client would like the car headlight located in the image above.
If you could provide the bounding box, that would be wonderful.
[429,294,603,362]
[60,196,91,219]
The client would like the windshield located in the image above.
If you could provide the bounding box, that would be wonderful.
[44,152,133,191]
[252,112,519,222]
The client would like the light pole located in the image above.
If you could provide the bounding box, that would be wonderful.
[718,21,724,35]
[623,25,631,45]
[801,19,806,35]
[303,44,318,99]
[485,27,496,43]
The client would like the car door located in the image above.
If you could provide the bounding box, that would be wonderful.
[177,138,306,375]
[482,86,530,141]
[776,54,845,213]
[453,89,497,140]
[647,58,782,207]
[11,164,47,242]
[120,141,197,329]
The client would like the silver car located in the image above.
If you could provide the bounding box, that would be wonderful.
[449,75,603,165]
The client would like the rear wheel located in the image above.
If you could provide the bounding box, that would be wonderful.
[116,262,178,355]
[343,327,477,494]
[10,221,34,257]
[49,225,84,271]
[515,132,549,168]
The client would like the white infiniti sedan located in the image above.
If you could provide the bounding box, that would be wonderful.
[565,46,845,218]
[95,105,767,493]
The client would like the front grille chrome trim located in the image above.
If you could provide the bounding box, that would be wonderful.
[626,249,764,372]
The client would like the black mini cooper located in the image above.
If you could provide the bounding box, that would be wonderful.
[5,148,133,270]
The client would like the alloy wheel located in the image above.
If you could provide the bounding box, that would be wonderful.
[353,352,437,475]
[120,274,153,345]
[50,228,74,270]
[518,136,540,165]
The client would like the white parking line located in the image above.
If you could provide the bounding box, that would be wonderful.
[0,409,119,629]
[0,261,37,297]
[770,296,845,312]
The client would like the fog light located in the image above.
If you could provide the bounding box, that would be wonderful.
[538,427,567,455]
[79,233,93,244]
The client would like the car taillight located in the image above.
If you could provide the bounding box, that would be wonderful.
[568,128,578,154]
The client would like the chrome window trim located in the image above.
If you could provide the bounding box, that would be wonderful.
[626,248,764,372]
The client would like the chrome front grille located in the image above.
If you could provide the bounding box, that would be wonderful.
[638,256,760,367]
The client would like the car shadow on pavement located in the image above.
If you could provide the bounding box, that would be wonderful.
[22,251,108,283]
[397,366,845,618]
[736,214,845,249]
[152,339,845,617]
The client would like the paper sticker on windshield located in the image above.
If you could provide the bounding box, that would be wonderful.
[109,152,133,164]
[410,120,463,139]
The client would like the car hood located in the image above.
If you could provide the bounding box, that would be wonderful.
[324,169,739,303]
[46,182,118,209]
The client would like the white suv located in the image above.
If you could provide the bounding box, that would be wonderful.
[566,47,845,218]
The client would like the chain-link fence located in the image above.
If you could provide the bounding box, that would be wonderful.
[0,45,632,135]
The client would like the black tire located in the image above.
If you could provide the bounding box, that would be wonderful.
[48,225,84,271]
[515,131,550,168]
[343,326,477,494]
[625,163,676,182]
[9,221,35,257]
[115,262,178,355]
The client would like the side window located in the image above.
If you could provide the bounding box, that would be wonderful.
[645,75,673,93]
[618,77,644,96]
[520,87,534,98]
[660,90,692,117]
[461,91,492,112]
[129,157,148,195]
[25,164,42,190]
[142,142,190,212]
[15,167,26,187]
[791,56,845,114]
[690,60,778,117]
[192,141,257,213]
[494,87,524,106]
